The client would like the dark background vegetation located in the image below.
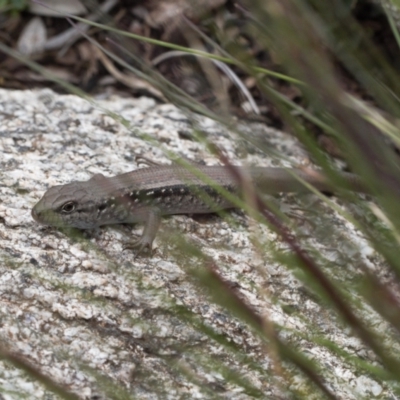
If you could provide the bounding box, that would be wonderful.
[2,0,400,398]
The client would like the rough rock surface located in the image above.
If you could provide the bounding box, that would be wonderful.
[0,89,390,399]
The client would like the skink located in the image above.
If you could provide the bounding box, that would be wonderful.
[31,165,367,253]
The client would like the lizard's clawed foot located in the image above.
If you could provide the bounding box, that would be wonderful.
[123,237,154,258]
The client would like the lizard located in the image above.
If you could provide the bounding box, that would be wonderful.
[31,164,367,254]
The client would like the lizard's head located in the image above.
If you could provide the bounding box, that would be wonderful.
[32,182,100,229]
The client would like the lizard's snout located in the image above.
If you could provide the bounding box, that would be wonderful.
[31,206,41,223]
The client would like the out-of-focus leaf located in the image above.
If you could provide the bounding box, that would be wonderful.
[28,0,86,17]
[17,16,46,55]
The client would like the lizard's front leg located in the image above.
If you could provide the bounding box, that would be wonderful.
[124,207,162,256]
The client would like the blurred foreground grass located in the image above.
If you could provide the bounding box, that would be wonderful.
[2,0,400,398]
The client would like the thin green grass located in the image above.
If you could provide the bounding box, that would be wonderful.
[3,0,400,398]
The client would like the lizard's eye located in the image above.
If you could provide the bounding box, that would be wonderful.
[61,201,76,213]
